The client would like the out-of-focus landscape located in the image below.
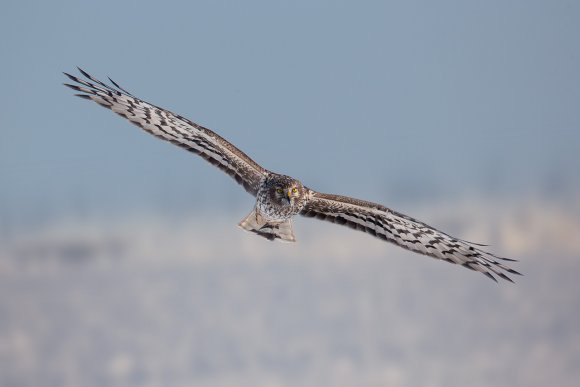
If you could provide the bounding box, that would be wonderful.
[2,199,580,387]
[2,1,580,386]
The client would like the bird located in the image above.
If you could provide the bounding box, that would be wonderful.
[63,68,520,282]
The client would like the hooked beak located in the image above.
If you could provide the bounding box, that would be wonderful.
[287,190,293,199]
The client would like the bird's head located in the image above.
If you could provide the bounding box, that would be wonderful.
[269,175,305,207]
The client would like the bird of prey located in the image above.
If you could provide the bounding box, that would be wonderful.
[64,68,520,282]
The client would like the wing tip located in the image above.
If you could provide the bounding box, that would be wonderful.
[483,271,499,283]
[63,82,81,91]
[77,66,90,79]
[74,93,92,100]
[481,266,520,284]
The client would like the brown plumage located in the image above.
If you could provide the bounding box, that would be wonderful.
[64,68,521,282]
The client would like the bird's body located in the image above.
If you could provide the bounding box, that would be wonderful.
[239,174,310,242]
[64,69,521,282]
[256,174,309,222]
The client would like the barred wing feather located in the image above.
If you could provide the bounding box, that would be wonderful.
[64,68,267,195]
[301,191,521,282]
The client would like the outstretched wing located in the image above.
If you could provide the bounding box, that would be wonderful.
[64,68,268,195]
[301,191,521,282]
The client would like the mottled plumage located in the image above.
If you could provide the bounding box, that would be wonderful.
[64,68,521,282]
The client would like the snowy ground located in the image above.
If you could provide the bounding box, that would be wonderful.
[1,198,579,387]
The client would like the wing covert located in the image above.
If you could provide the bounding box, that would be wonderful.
[64,68,267,196]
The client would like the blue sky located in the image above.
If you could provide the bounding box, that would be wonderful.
[1,0,579,221]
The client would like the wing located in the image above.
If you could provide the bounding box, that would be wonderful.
[301,191,521,282]
[64,68,268,196]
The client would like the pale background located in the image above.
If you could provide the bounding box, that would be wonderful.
[1,1,579,386]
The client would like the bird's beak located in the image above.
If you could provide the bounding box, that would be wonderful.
[287,190,293,199]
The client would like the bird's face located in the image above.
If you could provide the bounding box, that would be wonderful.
[271,178,304,207]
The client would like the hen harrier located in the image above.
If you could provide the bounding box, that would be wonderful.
[64,68,520,282]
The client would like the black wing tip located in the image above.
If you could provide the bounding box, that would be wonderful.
[75,94,92,100]
[77,66,91,78]
[108,76,121,88]
[468,241,489,247]
[497,272,515,283]
[64,67,129,96]
[483,271,499,283]
[482,268,521,284]
[63,72,79,83]
[507,268,523,276]
[108,75,134,96]
[63,82,82,91]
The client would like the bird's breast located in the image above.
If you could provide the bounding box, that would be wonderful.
[256,192,303,222]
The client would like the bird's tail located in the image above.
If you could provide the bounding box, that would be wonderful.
[238,209,296,242]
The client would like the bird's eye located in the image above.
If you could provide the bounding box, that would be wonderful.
[292,188,298,193]
[276,188,283,194]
